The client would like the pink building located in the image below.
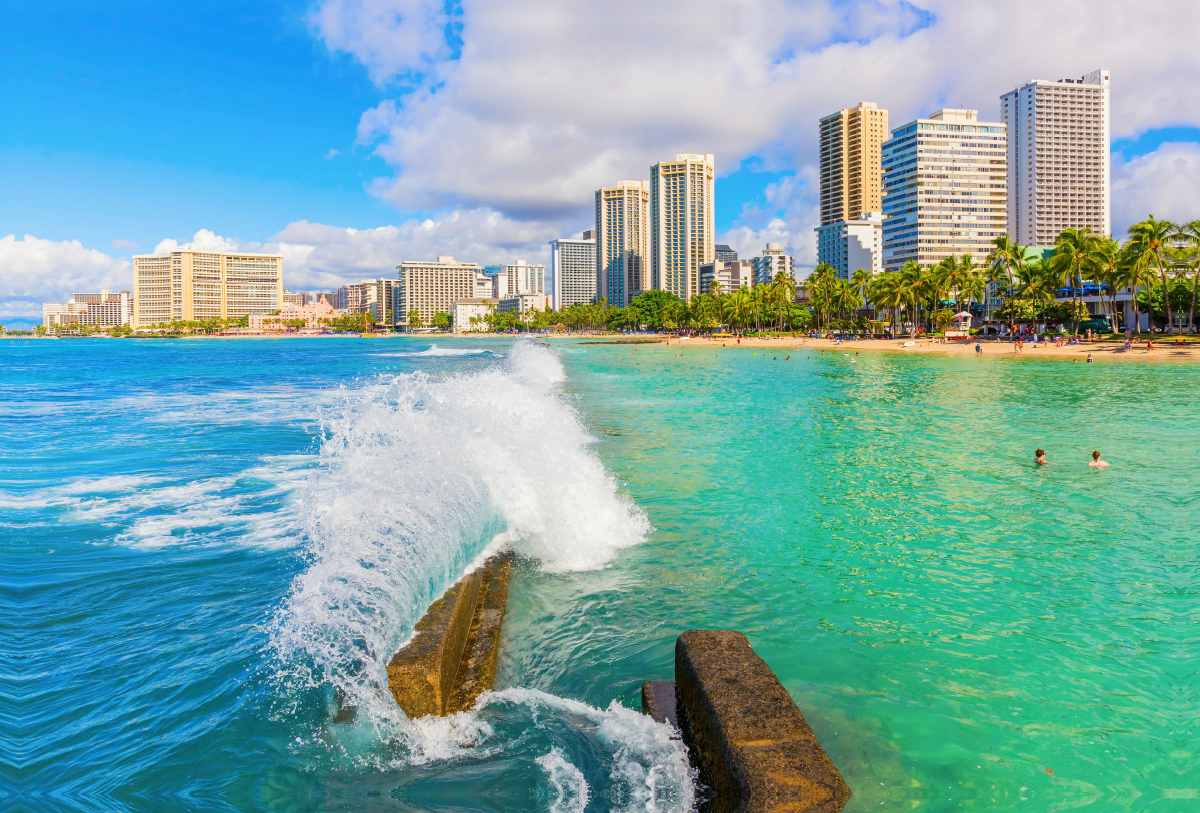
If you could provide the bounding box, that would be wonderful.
[248,295,338,331]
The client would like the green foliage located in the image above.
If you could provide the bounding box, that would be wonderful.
[628,290,680,330]
[431,311,452,331]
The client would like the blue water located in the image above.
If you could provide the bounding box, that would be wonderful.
[3,336,1198,811]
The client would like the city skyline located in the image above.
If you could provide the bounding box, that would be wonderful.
[5,1,1200,328]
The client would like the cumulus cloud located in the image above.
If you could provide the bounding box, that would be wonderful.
[315,0,1200,226]
[324,148,339,160]
[0,234,132,321]
[1112,142,1200,235]
[152,228,246,256]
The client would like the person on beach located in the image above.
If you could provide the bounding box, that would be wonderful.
[1124,337,1132,352]
[975,343,982,355]
[1035,449,1047,465]
[1088,451,1109,468]
[1146,339,1154,351]
[1087,354,1093,363]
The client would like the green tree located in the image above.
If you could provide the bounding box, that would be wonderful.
[431,311,452,332]
[406,309,425,332]
[1127,215,1177,332]
[628,289,681,331]
[1050,227,1100,335]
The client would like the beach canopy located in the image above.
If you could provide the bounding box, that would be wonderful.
[953,311,972,319]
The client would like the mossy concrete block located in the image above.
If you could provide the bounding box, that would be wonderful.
[386,568,484,718]
[641,680,679,729]
[446,553,513,713]
[675,630,851,813]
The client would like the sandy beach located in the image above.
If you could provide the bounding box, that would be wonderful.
[552,332,1200,361]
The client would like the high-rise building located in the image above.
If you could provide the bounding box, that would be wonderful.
[815,212,883,279]
[714,244,737,264]
[42,290,133,330]
[595,180,651,307]
[550,235,597,310]
[282,290,311,306]
[651,153,715,302]
[343,279,402,326]
[502,261,545,296]
[133,247,283,327]
[881,109,1008,273]
[819,102,888,227]
[396,256,481,328]
[1001,69,1110,247]
[752,243,797,287]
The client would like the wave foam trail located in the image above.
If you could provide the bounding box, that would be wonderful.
[374,344,499,358]
[272,342,651,742]
[537,748,590,813]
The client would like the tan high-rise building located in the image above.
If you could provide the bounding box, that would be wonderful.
[819,102,888,226]
[595,180,650,307]
[1001,69,1111,247]
[132,248,283,327]
[651,154,715,302]
[396,256,481,327]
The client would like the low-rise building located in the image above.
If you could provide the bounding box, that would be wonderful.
[699,260,755,296]
[752,243,797,286]
[497,294,549,319]
[453,298,499,332]
[248,295,339,331]
[816,212,883,279]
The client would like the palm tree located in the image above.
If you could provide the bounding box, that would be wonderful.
[1127,216,1177,333]
[807,263,837,334]
[1172,220,1200,334]
[850,268,874,318]
[1050,227,1100,335]
[771,270,797,332]
[1091,237,1122,332]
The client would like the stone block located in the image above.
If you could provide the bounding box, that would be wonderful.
[641,680,679,729]
[446,553,513,713]
[386,568,483,718]
[674,630,850,813]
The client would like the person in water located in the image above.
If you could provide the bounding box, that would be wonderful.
[1088,450,1109,468]
[1035,448,1047,465]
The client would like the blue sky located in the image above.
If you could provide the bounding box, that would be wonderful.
[5,0,1200,329]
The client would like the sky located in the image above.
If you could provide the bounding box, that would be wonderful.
[5,0,1200,328]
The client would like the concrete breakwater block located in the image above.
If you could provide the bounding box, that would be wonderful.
[386,553,513,718]
[644,630,850,813]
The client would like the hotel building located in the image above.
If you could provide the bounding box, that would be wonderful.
[699,259,755,296]
[715,244,737,264]
[595,180,651,307]
[1001,68,1111,246]
[651,154,715,302]
[817,102,888,277]
[340,279,402,326]
[42,290,134,330]
[881,109,1008,272]
[396,256,481,328]
[132,248,283,327]
[752,243,797,287]
[815,213,883,279]
[550,233,597,310]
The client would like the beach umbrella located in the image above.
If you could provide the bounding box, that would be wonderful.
[953,311,972,319]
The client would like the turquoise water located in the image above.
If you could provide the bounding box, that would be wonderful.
[3,337,1196,811]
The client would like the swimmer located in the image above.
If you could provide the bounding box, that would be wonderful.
[1087,354,1092,363]
[1088,450,1109,468]
[785,356,790,360]
[1035,448,1047,466]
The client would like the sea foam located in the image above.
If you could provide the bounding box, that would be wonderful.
[272,342,650,739]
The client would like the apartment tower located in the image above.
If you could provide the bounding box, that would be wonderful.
[550,233,597,310]
[1001,69,1111,246]
[595,181,650,307]
[819,102,888,226]
[651,153,715,301]
[881,109,1008,272]
[133,247,283,327]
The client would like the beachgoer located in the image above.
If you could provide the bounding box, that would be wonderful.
[1087,354,1093,363]
[1035,449,1047,466]
[1147,339,1154,351]
[1088,451,1109,469]
[975,344,982,355]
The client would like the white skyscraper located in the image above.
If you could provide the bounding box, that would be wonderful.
[1001,69,1110,246]
[550,232,596,310]
[651,154,715,302]
[595,181,651,307]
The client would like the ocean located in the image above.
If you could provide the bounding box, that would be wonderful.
[2,336,1196,812]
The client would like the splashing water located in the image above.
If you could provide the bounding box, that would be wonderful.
[537,747,590,813]
[271,342,653,747]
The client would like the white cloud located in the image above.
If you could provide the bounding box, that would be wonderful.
[0,234,131,320]
[310,0,1200,261]
[324,148,340,160]
[152,228,247,256]
[111,239,139,251]
[1112,142,1200,236]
